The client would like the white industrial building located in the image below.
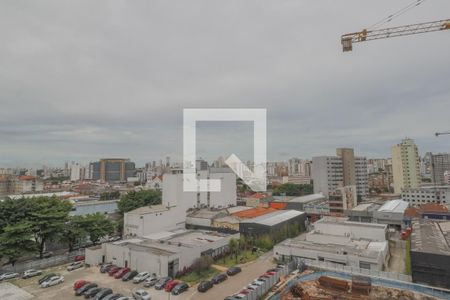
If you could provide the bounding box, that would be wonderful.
[274,217,389,271]
[86,229,239,277]
[372,199,409,227]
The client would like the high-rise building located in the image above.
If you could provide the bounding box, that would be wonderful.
[431,153,450,185]
[391,138,421,194]
[287,158,311,177]
[312,148,368,201]
[90,158,136,183]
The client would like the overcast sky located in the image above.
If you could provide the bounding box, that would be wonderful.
[1,0,450,168]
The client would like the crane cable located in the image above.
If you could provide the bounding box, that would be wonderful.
[368,0,429,30]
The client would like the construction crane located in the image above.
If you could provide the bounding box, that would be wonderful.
[341,0,450,51]
[341,19,450,51]
[436,131,450,137]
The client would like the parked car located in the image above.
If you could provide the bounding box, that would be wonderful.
[116,297,132,300]
[73,279,90,290]
[113,268,130,279]
[107,266,121,276]
[22,269,42,279]
[165,280,180,292]
[264,271,277,276]
[93,288,113,300]
[75,255,86,262]
[0,272,19,281]
[103,293,123,300]
[100,264,113,273]
[172,282,188,295]
[197,280,213,293]
[108,236,121,242]
[143,275,158,287]
[121,270,138,281]
[132,289,151,300]
[75,283,98,296]
[211,273,228,284]
[246,284,259,291]
[133,271,150,283]
[251,280,264,286]
[67,261,85,271]
[40,275,64,288]
[84,287,102,299]
[154,276,171,290]
[38,273,56,284]
[226,266,242,276]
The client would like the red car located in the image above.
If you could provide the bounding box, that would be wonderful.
[74,255,85,262]
[73,280,89,290]
[165,280,180,292]
[108,266,121,276]
[264,271,277,276]
[113,267,130,279]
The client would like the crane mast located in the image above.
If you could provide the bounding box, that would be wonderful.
[341,19,450,52]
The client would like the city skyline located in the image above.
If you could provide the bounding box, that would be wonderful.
[1,1,450,166]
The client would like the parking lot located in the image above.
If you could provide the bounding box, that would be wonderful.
[16,251,275,300]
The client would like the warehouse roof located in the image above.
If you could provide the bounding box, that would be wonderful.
[126,204,169,215]
[377,199,408,213]
[240,210,305,226]
[411,220,450,255]
[232,206,277,219]
[288,193,326,203]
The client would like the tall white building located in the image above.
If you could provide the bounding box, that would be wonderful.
[391,138,421,194]
[312,149,368,201]
[288,158,311,177]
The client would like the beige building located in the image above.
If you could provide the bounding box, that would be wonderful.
[391,138,421,194]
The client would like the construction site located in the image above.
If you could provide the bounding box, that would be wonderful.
[279,272,438,300]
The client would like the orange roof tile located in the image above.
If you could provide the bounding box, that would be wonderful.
[19,175,35,181]
[404,207,420,218]
[420,203,449,213]
[232,207,277,219]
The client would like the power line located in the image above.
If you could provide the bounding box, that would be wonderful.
[368,0,428,30]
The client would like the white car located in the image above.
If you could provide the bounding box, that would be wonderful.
[0,272,19,281]
[22,269,43,279]
[40,275,64,288]
[143,276,158,287]
[132,289,151,300]
[133,271,150,283]
[67,261,84,271]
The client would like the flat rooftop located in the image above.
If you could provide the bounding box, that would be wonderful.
[411,220,450,255]
[126,204,168,215]
[240,210,305,226]
[111,229,237,256]
[351,202,381,212]
[316,216,387,229]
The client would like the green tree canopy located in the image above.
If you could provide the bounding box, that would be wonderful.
[118,190,162,214]
[272,183,313,196]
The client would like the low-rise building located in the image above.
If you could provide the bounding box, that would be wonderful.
[123,205,186,238]
[269,193,326,211]
[239,210,307,237]
[69,199,119,216]
[345,202,381,223]
[372,199,409,227]
[86,229,239,277]
[274,217,389,271]
[410,220,450,288]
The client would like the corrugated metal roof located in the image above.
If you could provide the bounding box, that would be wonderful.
[377,199,408,213]
[241,210,305,226]
[288,194,325,203]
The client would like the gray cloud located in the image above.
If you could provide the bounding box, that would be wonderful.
[1,0,450,167]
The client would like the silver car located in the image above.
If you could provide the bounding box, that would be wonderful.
[22,269,43,279]
[40,275,64,288]
[132,289,151,300]
[0,272,19,281]
[67,261,84,271]
[133,271,150,283]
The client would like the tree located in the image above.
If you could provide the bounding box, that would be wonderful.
[191,256,213,274]
[228,238,239,263]
[118,190,162,214]
[27,196,73,258]
[0,222,36,266]
[273,183,313,196]
[61,215,88,252]
[82,213,115,245]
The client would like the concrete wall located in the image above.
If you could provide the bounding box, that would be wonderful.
[124,208,185,238]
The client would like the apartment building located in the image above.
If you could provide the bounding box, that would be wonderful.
[391,138,421,194]
[90,158,136,183]
[431,153,450,185]
[312,148,368,201]
[401,186,450,206]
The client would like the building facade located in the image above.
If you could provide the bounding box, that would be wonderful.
[90,158,136,183]
[401,186,450,206]
[312,148,368,201]
[431,153,450,185]
[391,139,421,194]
